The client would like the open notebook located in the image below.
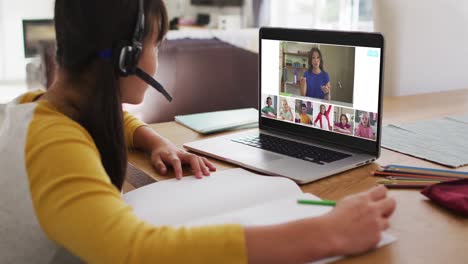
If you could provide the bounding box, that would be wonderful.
[123,168,396,263]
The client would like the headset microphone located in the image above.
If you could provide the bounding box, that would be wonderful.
[135,67,172,101]
[117,0,173,102]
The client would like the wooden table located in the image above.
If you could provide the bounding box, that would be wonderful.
[126,89,468,264]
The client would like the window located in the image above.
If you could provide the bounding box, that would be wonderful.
[268,0,373,31]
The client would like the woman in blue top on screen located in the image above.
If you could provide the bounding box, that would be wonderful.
[300,48,331,100]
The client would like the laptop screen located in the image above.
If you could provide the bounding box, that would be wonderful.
[260,28,383,154]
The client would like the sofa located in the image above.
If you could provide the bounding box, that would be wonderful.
[34,36,259,124]
[127,38,259,123]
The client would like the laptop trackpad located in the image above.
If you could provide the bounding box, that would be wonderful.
[234,151,283,164]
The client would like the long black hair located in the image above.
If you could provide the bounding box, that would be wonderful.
[308,47,325,72]
[54,0,168,189]
[340,114,349,124]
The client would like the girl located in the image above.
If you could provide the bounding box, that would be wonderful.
[355,111,375,139]
[0,1,395,263]
[314,104,333,130]
[334,114,352,134]
[278,98,294,121]
[300,47,331,100]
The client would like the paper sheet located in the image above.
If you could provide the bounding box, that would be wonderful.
[382,115,468,167]
[186,193,396,264]
[124,168,397,263]
[185,193,327,227]
[123,168,302,226]
[310,232,396,264]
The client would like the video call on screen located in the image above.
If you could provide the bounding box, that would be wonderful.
[261,40,381,141]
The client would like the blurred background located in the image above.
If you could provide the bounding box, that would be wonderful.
[1,0,466,117]
[0,0,373,103]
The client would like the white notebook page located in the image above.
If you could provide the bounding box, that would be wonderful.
[124,168,302,225]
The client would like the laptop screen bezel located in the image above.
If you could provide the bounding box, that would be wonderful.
[258,27,384,157]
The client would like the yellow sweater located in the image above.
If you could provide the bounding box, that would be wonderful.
[0,90,246,263]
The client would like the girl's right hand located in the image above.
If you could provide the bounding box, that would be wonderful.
[323,185,396,256]
[244,186,396,264]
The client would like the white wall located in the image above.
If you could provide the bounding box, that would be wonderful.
[0,0,55,81]
[164,0,253,28]
[373,0,468,96]
[0,0,252,81]
[0,0,4,79]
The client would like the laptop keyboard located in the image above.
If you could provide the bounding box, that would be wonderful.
[232,134,351,164]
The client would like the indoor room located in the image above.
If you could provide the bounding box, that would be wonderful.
[1,1,467,263]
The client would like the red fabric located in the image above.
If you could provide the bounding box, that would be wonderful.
[421,179,468,217]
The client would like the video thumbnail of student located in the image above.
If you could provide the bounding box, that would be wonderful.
[294,99,313,125]
[277,96,296,123]
[354,110,378,140]
[278,41,355,108]
[332,107,355,135]
[312,102,334,131]
[261,94,278,119]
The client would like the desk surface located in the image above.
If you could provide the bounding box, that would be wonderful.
[127,89,468,264]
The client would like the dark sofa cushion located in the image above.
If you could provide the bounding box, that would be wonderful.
[127,38,259,123]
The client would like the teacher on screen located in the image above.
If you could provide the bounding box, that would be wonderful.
[300,47,331,100]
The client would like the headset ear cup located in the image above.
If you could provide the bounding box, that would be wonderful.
[117,46,127,76]
[119,46,133,76]
[115,0,144,77]
[123,47,132,76]
[118,45,142,76]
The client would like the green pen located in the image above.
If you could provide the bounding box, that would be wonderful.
[297,199,337,206]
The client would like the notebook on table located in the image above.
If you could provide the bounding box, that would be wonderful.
[175,108,258,134]
[382,115,468,168]
[123,168,396,263]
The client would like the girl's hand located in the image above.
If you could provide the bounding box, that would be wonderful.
[150,141,216,179]
[321,85,330,94]
[300,77,307,96]
[323,185,396,256]
[300,77,307,86]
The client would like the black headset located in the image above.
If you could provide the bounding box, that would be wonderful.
[117,0,173,102]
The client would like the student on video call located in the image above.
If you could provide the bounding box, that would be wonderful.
[334,114,352,134]
[261,96,277,117]
[279,99,294,121]
[300,47,331,100]
[0,1,396,263]
[299,103,312,124]
[314,104,332,130]
[355,111,375,139]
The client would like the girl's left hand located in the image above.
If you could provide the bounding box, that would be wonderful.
[150,141,216,179]
[321,85,330,94]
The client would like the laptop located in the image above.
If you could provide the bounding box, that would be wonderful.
[184,27,384,184]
